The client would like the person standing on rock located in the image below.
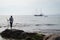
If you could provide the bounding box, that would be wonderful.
[9,16,14,29]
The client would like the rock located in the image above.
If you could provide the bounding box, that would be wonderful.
[1,29,24,39]
[25,37,34,40]
[55,36,60,40]
[43,34,60,40]
[0,29,45,40]
[25,32,37,37]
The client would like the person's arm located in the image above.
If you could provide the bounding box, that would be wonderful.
[12,17,14,21]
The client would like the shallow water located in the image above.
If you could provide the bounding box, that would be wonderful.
[0,15,60,40]
[0,15,60,32]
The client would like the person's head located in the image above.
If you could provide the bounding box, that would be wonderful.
[11,16,12,17]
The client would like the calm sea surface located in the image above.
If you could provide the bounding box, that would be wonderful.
[0,15,60,40]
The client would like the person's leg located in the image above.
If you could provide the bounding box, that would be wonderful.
[10,22,12,30]
[11,23,12,29]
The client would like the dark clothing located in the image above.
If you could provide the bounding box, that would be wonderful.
[9,16,13,29]
[9,17,13,23]
[10,22,13,28]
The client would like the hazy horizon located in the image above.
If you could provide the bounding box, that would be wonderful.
[0,0,60,15]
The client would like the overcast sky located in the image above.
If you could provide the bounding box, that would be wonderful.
[0,0,60,15]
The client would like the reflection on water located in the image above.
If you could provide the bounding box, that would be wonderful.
[0,23,60,32]
[0,15,60,40]
[0,23,60,40]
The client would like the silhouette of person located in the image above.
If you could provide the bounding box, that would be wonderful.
[9,16,14,29]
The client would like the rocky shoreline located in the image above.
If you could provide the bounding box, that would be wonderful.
[1,29,60,40]
[0,29,45,40]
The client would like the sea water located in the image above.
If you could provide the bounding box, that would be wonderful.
[0,15,60,40]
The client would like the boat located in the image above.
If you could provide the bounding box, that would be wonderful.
[34,14,48,17]
[34,9,48,17]
[34,14,43,16]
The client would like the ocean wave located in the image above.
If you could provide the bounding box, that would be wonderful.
[35,24,58,26]
[0,23,59,28]
[9,23,60,27]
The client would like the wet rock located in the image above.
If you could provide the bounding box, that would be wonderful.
[55,36,60,40]
[25,37,34,40]
[43,34,60,40]
[0,29,45,40]
[1,29,24,39]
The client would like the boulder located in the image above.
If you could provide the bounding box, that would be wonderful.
[1,29,25,39]
[0,29,45,40]
[43,34,60,40]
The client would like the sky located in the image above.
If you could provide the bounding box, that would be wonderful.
[0,0,60,15]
